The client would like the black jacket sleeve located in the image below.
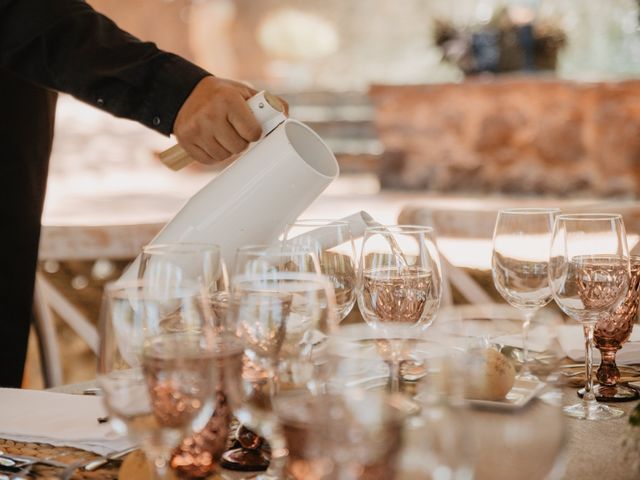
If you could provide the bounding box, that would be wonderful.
[0,0,211,135]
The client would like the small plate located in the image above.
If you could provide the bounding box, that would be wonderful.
[468,379,546,411]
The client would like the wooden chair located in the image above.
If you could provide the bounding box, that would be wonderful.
[33,222,161,387]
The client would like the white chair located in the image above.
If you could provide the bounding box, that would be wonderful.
[33,222,161,387]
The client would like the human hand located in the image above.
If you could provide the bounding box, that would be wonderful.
[173,76,289,165]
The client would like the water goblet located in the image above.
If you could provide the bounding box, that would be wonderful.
[97,280,218,479]
[222,244,323,471]
[581,255,640,401]
[138,243,228,329]
[425,308,566,480]
[283,219,357,322]
[357,225,443,392]
[549,213,630,420]
[225,271,338,479]
[137,243,237,476]
[492,208,558,381]
[234,244,321,277]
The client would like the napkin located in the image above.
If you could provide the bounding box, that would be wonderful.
[0,388,135,456]
[493,325,553,353]
[557,325,640,364]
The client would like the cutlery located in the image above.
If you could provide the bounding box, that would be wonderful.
[83,446,138,471]
[0,451,68,469]
[59,459,86,480]
[59,446,138,479]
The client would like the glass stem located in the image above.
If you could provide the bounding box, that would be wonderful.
[389,358,401,393]
[582,323,597,410]
[521,309,535,377]
[259,416,288,479]
[147,454,169,480]
[269,358,280,399]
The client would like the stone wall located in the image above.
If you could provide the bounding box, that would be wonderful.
[370,78,640,196]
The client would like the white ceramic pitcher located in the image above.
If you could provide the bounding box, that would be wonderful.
[122,91,339,279]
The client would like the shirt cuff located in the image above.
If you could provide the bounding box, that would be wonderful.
[141,54,211,136]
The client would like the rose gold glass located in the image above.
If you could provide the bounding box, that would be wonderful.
[579,256,640,402]
[549,213,630,420]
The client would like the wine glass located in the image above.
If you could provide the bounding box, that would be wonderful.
[226,271,339,479]
[97,280,218,479]
[138,243,228,329]
[424,308,566,479]
[327,322,474,479]
[589,255,640,401]
[549,213,630,420]
[357,225,443,392]
[221,244,323,471]
[492,208,559,381]
[234,244,321,277]
[283,219,357,322]
[138,243,233,477]
[274,389,405,480]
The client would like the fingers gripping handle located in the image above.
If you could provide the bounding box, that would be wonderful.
[158,91,287,171]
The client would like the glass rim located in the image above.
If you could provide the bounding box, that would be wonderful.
[286,219,350,227]
[498,207,561,215]
[236,244,318,256]
[231,270,334,284]
[142,242,221,254]
[365,224,435,235]
[555,213,623,221]
[103,278,204,299]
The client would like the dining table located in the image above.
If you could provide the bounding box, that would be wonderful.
[0,366,622,479]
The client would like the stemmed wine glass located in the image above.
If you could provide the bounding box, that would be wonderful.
[97,280,218,479]
[357,225,443,392]
[233,244,322,278]
[221,244,326,473]
[138,243,228,329]
[589,255,640,401]
[283,219,357,322]
[549,213,630,420]
[492,208,559,381]
[137,243,232,477]
[227,270,339,479]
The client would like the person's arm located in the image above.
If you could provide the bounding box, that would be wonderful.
[0,0,275,164]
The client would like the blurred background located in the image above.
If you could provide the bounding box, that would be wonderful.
[32,0,640,387]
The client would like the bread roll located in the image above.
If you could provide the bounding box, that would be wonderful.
[465,348,516,401]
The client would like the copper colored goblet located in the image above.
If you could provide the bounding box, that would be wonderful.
[170,333,244,478]
[580,256,640,402]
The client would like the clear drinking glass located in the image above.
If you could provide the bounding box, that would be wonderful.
[426,307,566,479]
[227,271,339,479]
[97,280,217,479]
[139,243,228,329]
[492,208,559,381]
[283,219,357,322]
[222,244,323,472]
[274,389,405,480]
[234,244,321,277]
[138,243,233,477]
[549,213,630,420]
[357,225,443,392]
[327,323,474,479]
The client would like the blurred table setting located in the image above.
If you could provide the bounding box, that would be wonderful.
[3,207,640,479]
[10,93,640,480]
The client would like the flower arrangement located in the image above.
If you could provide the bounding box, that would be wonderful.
[434,6,566,76]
